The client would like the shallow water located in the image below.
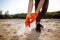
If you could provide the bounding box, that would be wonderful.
[0,19,60,40]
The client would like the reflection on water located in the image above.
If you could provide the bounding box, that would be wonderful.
[0,19,60,40]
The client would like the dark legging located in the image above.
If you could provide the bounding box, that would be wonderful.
[35,0,49,24]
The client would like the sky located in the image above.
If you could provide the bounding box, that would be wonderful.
[0,0,60,14]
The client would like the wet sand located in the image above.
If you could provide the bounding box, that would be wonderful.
[0,19,60,40]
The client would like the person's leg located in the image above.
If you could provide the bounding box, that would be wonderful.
[31,0,45,23]
[25,0,33,27]
[35,0,41,32]
[35,0,49,32]
[35,0,40,11]
[36,0,49,22]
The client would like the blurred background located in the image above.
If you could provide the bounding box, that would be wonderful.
[0,0,60,19]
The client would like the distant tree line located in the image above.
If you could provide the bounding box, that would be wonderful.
[43,12,60,19]
[0,12,60,19]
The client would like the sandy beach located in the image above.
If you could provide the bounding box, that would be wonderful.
[0,19,60,40]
